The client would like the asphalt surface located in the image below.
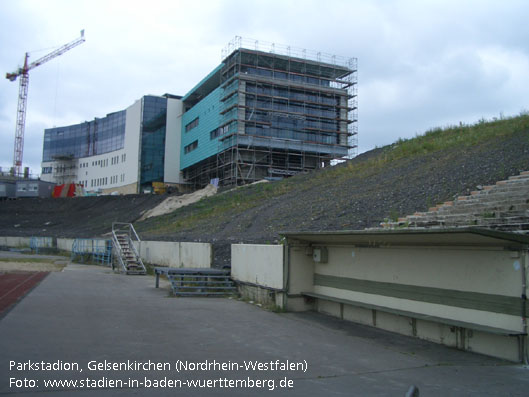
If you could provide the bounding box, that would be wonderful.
[1,262,528,396]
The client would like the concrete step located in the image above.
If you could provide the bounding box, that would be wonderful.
[438,202,529,215]
[450,191,529,205]
[420,199,528,215]
[409,211,529,224]
[380,171,529,232]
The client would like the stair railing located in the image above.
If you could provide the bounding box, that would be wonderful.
[111,222,146,273]
[111,223,128,272]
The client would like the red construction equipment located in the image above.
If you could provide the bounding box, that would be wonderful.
[52,183,85,198]
[6,30,85,176]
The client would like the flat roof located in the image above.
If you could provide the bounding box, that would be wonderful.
[234,48,354,78]
[182,64,223,106]
[280,227,529,248]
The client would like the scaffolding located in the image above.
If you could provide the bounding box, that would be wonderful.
[184,37,357,187]
[52,155,77,185]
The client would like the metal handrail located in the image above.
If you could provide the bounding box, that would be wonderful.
[129,223,141,243]
[111,230,127,272]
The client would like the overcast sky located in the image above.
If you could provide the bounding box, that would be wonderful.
[1,0,528,174]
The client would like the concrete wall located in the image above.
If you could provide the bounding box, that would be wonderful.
[16,180,54,198]
[285,244,315,311]
[1,236,212,269]
[286,240,528,362]
[231,244,284,289]
[231,244,285,307]
[312,246,524,332]
[137,241,212,268]
[0,182,16,198]
[2,236,109,253]
[57,238,75,251]
[0,236,31,247]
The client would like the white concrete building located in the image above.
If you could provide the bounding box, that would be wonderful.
[41,94,183,194]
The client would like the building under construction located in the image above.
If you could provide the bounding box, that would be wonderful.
[41,38,357,192]
[181,37,357,187]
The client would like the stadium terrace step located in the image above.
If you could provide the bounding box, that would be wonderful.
[380,170,529,234]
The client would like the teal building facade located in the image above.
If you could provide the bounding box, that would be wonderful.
[179,38,357,187]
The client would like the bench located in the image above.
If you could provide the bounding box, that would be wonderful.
[301,291,526,337]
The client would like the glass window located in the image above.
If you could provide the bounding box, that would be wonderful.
[185,117,199,132]
[184,140,198,154]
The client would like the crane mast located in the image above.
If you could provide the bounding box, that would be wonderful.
[6,30,85,176]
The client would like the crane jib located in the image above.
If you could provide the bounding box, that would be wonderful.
[5,30,85,176]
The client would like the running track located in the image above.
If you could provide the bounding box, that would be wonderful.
[0,272,49,315]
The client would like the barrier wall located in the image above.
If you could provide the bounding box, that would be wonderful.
[138,241,212,268]
[57,238,75,251]
[1,237,212,269]
[0,236,31,248]
[231,244,285,307]
[313,247,524,333]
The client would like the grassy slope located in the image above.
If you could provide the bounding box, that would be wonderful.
[135,114,529,243]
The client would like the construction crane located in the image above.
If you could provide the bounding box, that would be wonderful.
[6,30,85,176]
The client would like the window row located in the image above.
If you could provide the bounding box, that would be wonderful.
[184,140,198,154]
[185,117,199,132]
[245,97,339,119]
[91,177,108,187]
[88,173,126,188]
[42,110,126,162]
[93,158,108,167]
[210,125,230,140]
[245,124,339,145]
[246,110,339,132]
[17,183,38,192]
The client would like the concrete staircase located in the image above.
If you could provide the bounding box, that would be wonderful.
[111,222,146,275]
[380,170,529,233]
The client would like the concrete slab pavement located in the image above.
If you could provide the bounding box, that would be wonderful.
[1,262,528,396]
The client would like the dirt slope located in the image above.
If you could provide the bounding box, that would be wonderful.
[0,194,166,238]
[135,128,529,265]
